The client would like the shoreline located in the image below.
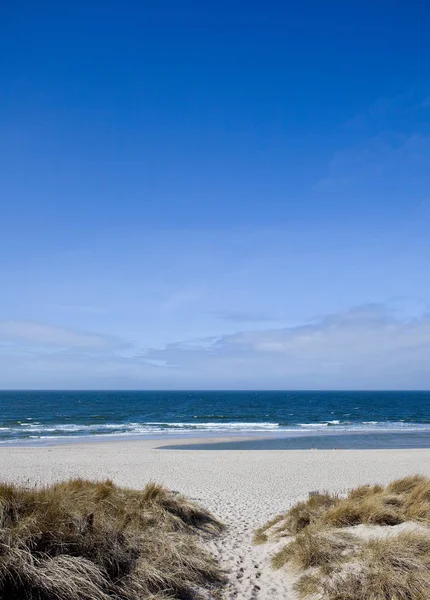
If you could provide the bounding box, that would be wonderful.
[2,438,430,492]
[2,428,430,449]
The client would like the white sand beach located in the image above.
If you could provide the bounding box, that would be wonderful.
[2,439,430,599]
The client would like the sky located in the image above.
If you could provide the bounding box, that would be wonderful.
[1,0,430,389]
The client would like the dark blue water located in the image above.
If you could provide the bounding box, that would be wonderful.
[0,390,429,444]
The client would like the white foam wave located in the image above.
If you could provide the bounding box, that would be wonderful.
[4,421,284,436]
[1,419,430,441]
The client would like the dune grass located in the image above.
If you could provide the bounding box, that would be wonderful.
[314,531,430,600]
[256,475,430,599]
[0,478,225,600]
[271,526,359,571]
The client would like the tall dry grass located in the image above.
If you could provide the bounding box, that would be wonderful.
[317,531,430,600]
[0,478,225,600]
[255,475,430,599]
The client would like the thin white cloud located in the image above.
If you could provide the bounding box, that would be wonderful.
[212,310,275,323]
[314,92,430,192]
[46,304,109,315]
[143,305,430,388]
[316,133,430,189]
[0,321,121,350]
[224,307,430,361]
[2,307,430,389]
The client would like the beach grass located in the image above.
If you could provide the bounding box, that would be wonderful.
[256,475,430,599]
[0,478,225,600]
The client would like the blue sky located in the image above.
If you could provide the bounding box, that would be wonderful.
[1,0,430,389]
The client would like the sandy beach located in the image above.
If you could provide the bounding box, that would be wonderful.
[2,438,430,599]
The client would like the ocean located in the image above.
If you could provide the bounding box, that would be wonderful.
[0,390,429,445]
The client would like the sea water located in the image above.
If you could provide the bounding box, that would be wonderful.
[0,390,429,445]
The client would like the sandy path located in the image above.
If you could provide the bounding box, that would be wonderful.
[1,439,430,599]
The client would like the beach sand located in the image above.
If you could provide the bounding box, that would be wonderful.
[1,438,430,599]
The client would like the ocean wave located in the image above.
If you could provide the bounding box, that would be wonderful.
[0,421,284,438]
[1,419,430,442]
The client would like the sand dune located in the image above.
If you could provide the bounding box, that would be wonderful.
[1,438,430,599]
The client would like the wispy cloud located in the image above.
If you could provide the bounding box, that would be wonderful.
[0,321,124,351]
[314,93,430,193]
[2,306,430,389]
[315,133,430,189]
[343,92,414,131]
[46,304,109,315]
[142,305,430,388]
[212,310,275,323]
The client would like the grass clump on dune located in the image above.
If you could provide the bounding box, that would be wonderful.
[272,526,359,570]
[0,478,225,600]
[257,476,430,542]
[256,475,430,599]
[319,531,430,600]
[253,493,337,544]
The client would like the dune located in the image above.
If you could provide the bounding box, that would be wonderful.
[1,439,430,599]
